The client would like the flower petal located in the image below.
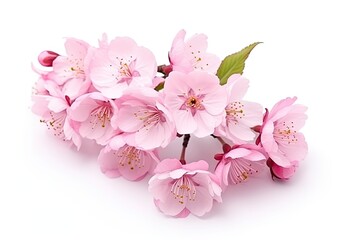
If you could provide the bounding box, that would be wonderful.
[98,146,122,178]
[186,186,214,217]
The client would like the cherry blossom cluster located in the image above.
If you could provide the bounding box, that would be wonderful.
[31,30,308,218]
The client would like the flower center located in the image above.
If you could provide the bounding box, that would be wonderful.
[112,56,140,84]
[274,121,298,145]
[186,96,201,108]
[179,89,205,116]
[170,175,197,204]
[115,145,144,170]
[133,107,165,131]
[119,63,132,78]
[40,111,66,139]
[89,104,112,128]
[228,158,261,184]
[226,101,245,124]
[69,57,85,78]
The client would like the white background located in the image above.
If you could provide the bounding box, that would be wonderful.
[0,0,358,239]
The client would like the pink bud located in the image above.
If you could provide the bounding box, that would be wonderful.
[222,144,232,154]
[214,153,223,161]
[267,159,298,180]
[38,50,59,67]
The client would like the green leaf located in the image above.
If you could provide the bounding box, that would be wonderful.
[216,42,262,85]
[154,81,165,91]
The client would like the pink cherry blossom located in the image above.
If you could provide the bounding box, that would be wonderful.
[32,81,81,149]
[216,74,263,143]
[169,29,221,74]
[267,159,298,180]
[260,97,308,167]
[215,144,266,186]
[69,92,117,145]
[89,37,157,98]
[148,159,222,217]
[34,38,92,100]
[164,71,227,137]
[98,135,159,181]
[51,38,90,85]
[112,87,176,150]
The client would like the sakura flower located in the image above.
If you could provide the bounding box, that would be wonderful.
[35,38,92,99]
[32,81,81,149]
[98,135,159,181]
[69,92,117,145]
[148,159,222,217]
[266,159,298,180]
[51,38,90,85]
[89,37,157,98]
[260,97,308,167]
[164,71,227,137]
[112,87,176,150]
[215,144,266,186]
[216,74,263,143]
[169,29,221,74]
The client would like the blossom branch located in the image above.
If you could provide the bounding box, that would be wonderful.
[211,134,231,153]
[211,134,226,145]
[180,134,191,164]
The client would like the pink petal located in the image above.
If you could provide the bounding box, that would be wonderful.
[221,162,231,186]
[173,110,197,134]
[135,123,165,150]
[153,158,182,174]
[62,77,90,99]
[31,95,50,117]
[149,178,173,202]
[154,188,186,216]
[116,106,146,132]
[175,208,191,218]
[98,146,122,178]
[186,186,214,217]
[186,71,220,95]
[64,38,89,58]
[202,86,227,116]
[164,71,190,95]
[69,95,98,122]
[269,151,292,168]
[96,82,127,99]
[269,97,297,119]
[239,101,263,126]
[261,122,278,153]
[278,105,308,131]
[108,135,126,149]
[95,124,116,146]
[244,151,267,161]
[227,74,249,102]
[108,37,138,60]
[183,160,209,171]
[185,33,208,52]
[225,148,252,159]
[269,97,297,121]
[228,122,256,142]
[192,53,221,73]
[48,97,68,113]
[79,118,110,140]
[63,118,81,150]
[193,111,217,137]
[132,46,157,78]
[169,169,188,179]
